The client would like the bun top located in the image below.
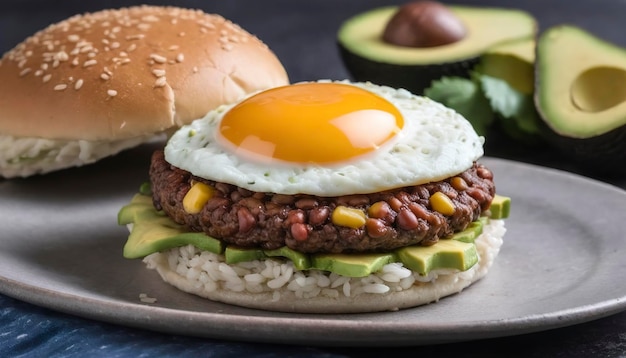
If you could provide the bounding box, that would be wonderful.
[0,5,289,141]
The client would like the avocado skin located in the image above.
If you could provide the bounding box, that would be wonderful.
[338,44,478,95]
[539,122,626,176]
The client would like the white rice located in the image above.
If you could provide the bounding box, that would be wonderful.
[0,133,160,178]
[143,220,506,300]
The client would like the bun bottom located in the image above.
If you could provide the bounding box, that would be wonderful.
[0,133,163,178]
[143,220,506,313]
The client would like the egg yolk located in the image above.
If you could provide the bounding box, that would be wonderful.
[218,83,404,164]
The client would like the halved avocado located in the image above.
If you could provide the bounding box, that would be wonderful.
[337,4,537,94]
[535,25,626,174]
[479,37,535,95]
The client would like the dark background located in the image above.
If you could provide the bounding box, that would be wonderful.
[1,1,626,357]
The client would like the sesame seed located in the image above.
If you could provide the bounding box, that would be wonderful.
[34,69,43,76]
[154,76,167,87]
[150,54,167,64]
[19,68,31,77]
[70,48,80,56]
[55,51,69,61]
[152,68,166,77]
[120,58,131,65]
[102,38,110,44]
[25,50,33,57]
[71,57,79,66]
[68,34,80,42]
[176,53,184,63]
[178,31,185,37]
[88,52,96,58]
[137,23,151,31]
[200,27,208,34]
[111,42,120,49]
[192,66,198,73]
[142,15,160,22]
[100,73,110,80]
[126,34,144,41]
[75,79,83,90]
[54,84,67,91]
[52,60,60,68]
[18,59,27,68]
[112,26,121,33]
[43,74,52,83]
[126,43,137,52]
[83,59,97,67]
[168,45,179,51]
[107,89,118,96]
[119,51,128,57]
[221,44,234,51]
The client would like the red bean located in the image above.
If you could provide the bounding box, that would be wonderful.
[287,209,305,224]
[396,208,418,230]
[237,207,256,233]
[477,167,493,180]
[366,218,388,238]
[368,201,396,225]
[388,197,403,212]
[295,197,318,210]
[290,223,308,241]
[205,197,230,211]
[309,206,330,226]
[272,194,295,205]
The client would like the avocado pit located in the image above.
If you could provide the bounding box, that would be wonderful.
[570,66,626,113]
[382,1,467,48]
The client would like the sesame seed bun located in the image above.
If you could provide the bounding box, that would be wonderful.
[0,5,288,177]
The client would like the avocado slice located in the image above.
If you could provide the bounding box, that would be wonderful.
[337,5,536,94]
[119,194,223,259]
[265,246,311,271]
[311,252,398,278]
[488,194,511,220]
[447,219,483,243]
[535,25,626,174]
[225,246,267,264]
[396,240,478,275]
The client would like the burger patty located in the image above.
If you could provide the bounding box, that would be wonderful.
[150,150,496,254]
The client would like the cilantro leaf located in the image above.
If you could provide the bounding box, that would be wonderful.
[424,76,494,135]
[480,74,541,135]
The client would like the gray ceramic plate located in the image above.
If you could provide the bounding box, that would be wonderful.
[1,145,625,346]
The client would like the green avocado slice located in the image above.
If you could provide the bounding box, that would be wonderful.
[119,194,223,259]
[396,240,478,275]
[311,252,398,278]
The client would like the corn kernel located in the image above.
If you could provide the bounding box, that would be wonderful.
[331,206,366,228]
[183,182,214,214]
[430,192,455,216]
[450,176,468,191]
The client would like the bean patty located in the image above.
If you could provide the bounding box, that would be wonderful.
[150,150,495,254]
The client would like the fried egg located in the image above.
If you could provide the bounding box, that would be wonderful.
[164,80,484,196]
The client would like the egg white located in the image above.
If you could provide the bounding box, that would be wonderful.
[164,80,484,196]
